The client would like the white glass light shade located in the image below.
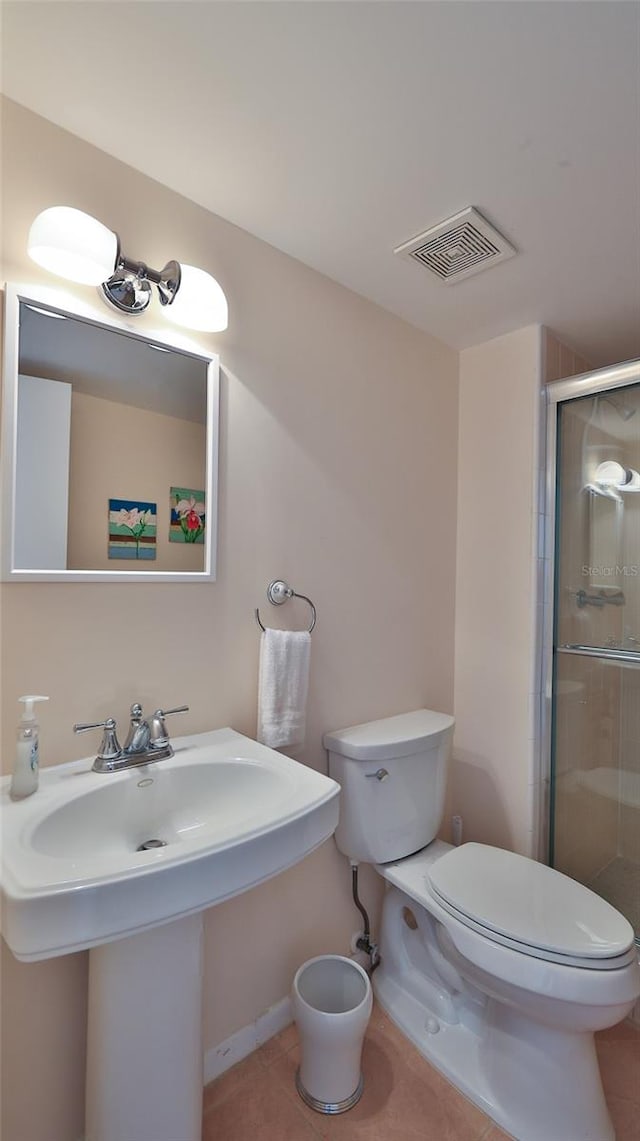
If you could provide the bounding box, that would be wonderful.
[27,207,117,286]
[165,264,228,332]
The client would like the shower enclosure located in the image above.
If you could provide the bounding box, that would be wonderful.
[546,361,640,943]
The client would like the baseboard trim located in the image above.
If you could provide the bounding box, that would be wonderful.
[204,995,293,1085]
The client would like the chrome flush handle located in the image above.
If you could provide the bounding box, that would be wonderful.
[364,768,389,782]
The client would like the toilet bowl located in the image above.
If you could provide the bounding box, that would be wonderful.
[324,710,640,1141]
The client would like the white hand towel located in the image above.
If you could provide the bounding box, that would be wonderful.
[257,628,311,748]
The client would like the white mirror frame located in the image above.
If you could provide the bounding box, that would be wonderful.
[1,283,219,582]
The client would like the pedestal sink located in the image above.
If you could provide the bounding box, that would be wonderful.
[1,727,340,1141]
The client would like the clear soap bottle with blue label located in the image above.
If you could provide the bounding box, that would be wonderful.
[10,695,49,799]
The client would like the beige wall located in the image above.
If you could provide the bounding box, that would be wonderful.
[1,99,458,1140]
[451,325,604,865]
[67,392,206,571]
[452,326,543,858]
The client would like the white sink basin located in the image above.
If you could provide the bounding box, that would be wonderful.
[1,727,340,960]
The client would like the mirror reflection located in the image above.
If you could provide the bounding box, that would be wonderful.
[3,290,217,580]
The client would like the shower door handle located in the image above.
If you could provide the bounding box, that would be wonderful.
[558,644,640,665]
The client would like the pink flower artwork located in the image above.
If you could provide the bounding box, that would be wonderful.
[170,487,206,545]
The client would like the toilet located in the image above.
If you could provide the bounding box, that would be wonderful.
[324,710,640,1141]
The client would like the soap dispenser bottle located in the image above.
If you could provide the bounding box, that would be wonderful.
[10,695,49,800]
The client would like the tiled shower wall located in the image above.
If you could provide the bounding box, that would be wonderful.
[620,666,640,865]
[553,654,620,883]
[620,428,640,865]
[544,328,639,896]
[542,329,592,385]
[552,375,621,882]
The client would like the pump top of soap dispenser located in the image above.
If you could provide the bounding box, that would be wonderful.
[19,695,49,722]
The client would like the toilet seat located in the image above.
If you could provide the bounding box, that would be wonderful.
[426,843,636,969]
[427,885,637,970]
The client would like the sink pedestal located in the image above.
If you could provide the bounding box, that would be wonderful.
[85,914,204,1141]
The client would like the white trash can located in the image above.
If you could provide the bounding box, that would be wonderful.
[292,954,373,1114]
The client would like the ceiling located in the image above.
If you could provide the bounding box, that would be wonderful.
[2,1,639,367]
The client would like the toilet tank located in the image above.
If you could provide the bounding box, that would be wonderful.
[323,709,454,864]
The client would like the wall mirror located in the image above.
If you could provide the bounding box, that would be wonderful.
[1,285,219,582]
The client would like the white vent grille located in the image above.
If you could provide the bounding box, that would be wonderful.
[394,207,516,284]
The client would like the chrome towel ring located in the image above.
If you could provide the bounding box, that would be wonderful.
[255,580,317,633]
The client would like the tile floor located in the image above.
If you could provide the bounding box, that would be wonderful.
[202,1005,640,1141]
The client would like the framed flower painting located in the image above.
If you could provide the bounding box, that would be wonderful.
[108,499,157,560]
[170,487,206,544]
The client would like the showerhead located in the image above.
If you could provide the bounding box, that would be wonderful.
[603,394,636,421]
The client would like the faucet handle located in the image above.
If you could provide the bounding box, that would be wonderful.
[73,717,122,760]
[149,705,189,747]
[158,705,189,718]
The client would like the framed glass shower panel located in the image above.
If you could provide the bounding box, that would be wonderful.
[551,380,640,937]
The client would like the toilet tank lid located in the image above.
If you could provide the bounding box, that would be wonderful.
[323,709,455,760]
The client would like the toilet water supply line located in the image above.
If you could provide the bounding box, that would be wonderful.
[350,862,381,975]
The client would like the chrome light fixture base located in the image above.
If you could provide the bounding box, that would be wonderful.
[101,271,152,315]
[155,259,181,307]
[101,256,181,316]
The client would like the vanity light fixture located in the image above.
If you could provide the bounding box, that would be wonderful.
[27,206,228,333]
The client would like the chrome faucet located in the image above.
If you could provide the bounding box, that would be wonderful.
[123,703,151,754]
[74,703,189,773]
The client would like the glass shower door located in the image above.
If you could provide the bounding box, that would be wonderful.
[551,382,640,939]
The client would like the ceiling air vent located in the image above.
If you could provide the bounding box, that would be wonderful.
[394,207,516,284]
